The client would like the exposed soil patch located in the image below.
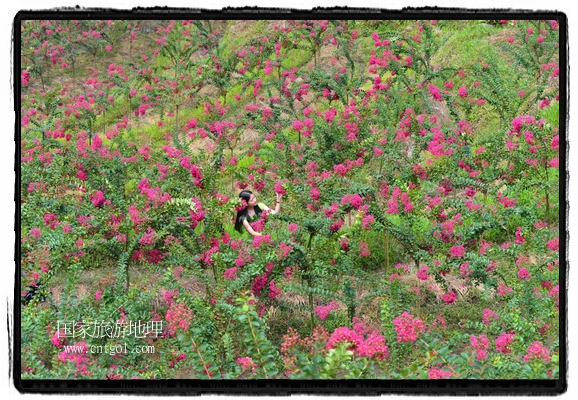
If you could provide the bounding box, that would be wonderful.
[46,266,209,309]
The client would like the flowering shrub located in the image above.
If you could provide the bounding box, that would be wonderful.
[19,17,561,383]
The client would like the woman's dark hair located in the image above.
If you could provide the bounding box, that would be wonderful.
[234,190,263,233]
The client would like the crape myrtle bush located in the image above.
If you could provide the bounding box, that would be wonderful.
[20,19,560,379]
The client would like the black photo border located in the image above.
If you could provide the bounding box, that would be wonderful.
[13,7,568,395]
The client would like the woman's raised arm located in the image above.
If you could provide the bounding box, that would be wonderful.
[270,193,282,214]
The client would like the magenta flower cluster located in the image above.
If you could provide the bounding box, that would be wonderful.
[326,326,389,361]
[393,312,425,343]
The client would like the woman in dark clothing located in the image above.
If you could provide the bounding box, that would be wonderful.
[234,190,282,236]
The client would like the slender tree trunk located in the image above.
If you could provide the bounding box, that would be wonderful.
[544,164,551,221]
[71,60,76,91]
[39,72,45,92]
[175,104,179,144]
[309,291,315,332]
[127,94,131,127]
[231,148,235,191]
[126,262,130,293]
[385,232,390,272]
[306,233,315,333]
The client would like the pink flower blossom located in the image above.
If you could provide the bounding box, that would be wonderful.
[449,245,466,258]
[95,290,102,301]
[325,108,337,123]
[514,227,525,244]
[165,302,194,337]
[278,242,293,258]
[252,234,271,248]
[139,227,155,246]
[386,199,399,214]
[547,237,559,251]
[163,290,178,307]
[275,181,287,194]
[482,308,499,325]
[287,223,299,233]
[43,213,59,230]
[428,368,452,379]
[76,168,87,181]
[442,291,456,303]
[234,199,247,212]
[416,265,431,281]
[309,187,320,201]
[237,357,257,373]
[518,268,532,281]
[534,221,548,229]
[356,332,389,360]
[393,312,425,343]
[548,284,559,309]
[292,120,304,132]
[340,237,350,252]
[314,300,339,321]
[250,274,268,297]
[495,332,514,353]
[401,193,414,213]
[459,262,472,278]
[90,190,104,207]
[524,341,550,362]
[497,284,513,297]
[428,83,442,101]
[21,70,30,86]
[361,215,375,230]
[341,193,363,209]
[539,98,550,109]
[327,327,363,350]
[173,266,184,279]
[470,334,490,360]
[329,219,343,232]
[57,341,90,376]
[50,330,67,348]
[333,164,348,177]
[223,267,238,280]
[551,135,559,150]
[359,242,370,257]
[498,194,516,208]
[479,240,492,255]
[269,279,281,299]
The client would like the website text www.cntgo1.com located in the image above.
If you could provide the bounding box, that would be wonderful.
[64,343,156,356]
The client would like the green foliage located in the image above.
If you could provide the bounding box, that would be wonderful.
[19,18,561,381]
